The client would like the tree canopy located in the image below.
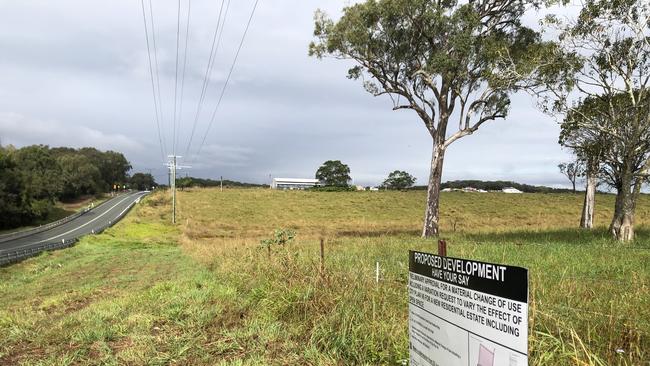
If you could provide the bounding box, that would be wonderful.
[316,160,351,187]
[310,0,568,236]
[310,0,567,146]
[0,144,133,229]
[558,161,584,193]
[542,0,650,240]
[130,173,157,191]
[383,170,416,190]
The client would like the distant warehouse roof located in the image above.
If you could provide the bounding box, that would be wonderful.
[271,178,320,190]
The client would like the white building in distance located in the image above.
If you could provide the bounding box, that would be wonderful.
[502,187,524,194]
[271,178,320,190]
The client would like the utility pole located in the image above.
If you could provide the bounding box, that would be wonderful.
[169,156,177,224]
[167,155,190,224]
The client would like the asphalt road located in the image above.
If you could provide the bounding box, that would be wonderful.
[0,191,148,255]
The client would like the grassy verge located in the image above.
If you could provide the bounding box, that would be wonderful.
[57,194,111,213]
[0,189,648,365]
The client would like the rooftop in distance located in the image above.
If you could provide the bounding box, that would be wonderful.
[271,178,320,190]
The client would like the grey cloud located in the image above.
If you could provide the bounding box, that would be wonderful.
[0,112,143,153]
[0,0,577,189]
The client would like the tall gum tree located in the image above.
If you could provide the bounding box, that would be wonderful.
[559,99,609,229]
[309,0,568,237]
[542,0,650,241]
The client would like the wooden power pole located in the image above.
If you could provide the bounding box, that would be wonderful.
[167,155,190,224]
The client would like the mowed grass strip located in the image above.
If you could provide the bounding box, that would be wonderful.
[0,189,648,365]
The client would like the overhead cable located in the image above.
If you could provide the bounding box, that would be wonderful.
[191,0,260,163]
[140,0,167,162]
[183,0,230,159]
[176,0,193,154]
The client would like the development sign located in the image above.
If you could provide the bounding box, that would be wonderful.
[408,251,528,366]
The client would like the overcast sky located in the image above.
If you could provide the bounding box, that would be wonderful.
[0,0,576,187]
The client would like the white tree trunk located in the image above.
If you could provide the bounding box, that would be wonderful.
[422,143,445,237]
[580,172,596,229]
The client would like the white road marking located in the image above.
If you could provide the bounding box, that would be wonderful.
[0,192,146,254]
[114,202,136,221]
[35,193,142,244]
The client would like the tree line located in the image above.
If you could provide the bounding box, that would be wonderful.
[418,180,573,194]
[0,145,133,229]
[175,176,266,190]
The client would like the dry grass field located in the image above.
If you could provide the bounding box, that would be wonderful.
[0,188,649,365]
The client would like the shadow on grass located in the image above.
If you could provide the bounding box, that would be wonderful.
[462,226,650,248]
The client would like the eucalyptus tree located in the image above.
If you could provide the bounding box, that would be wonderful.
[543,0,650,240]
[559,99,610,229]
[558,161,584,193]
[310,0,567,237]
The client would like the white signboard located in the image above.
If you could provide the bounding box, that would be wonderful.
[408,251,529,366]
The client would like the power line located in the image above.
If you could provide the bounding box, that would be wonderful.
[190,0,260,164]
[140,0,166,163]
[183,0,230,159]
[172,0,182,155]
[147,0,167,156]
[176,0,193,154]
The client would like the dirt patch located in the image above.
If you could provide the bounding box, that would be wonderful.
[41,288,111,317]
[107,337,134,354]
[63,296,94,314]
[151,319,169,335]
[214,308,247,330]
[204,306,248,344]
[0,342,46,365]
[59,195,102,210]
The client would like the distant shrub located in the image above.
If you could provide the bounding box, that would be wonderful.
[145,194,170,207]
[260,228,296,249]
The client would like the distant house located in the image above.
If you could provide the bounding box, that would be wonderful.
[271,178,320,190]
[502,187,523,194]
[368,186,380,191]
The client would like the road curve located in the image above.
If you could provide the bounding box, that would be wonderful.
[0,191,148,256]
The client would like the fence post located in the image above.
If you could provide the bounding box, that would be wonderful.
[320,238,325,274]
[438,239,447,257]
[375,261,380,284]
